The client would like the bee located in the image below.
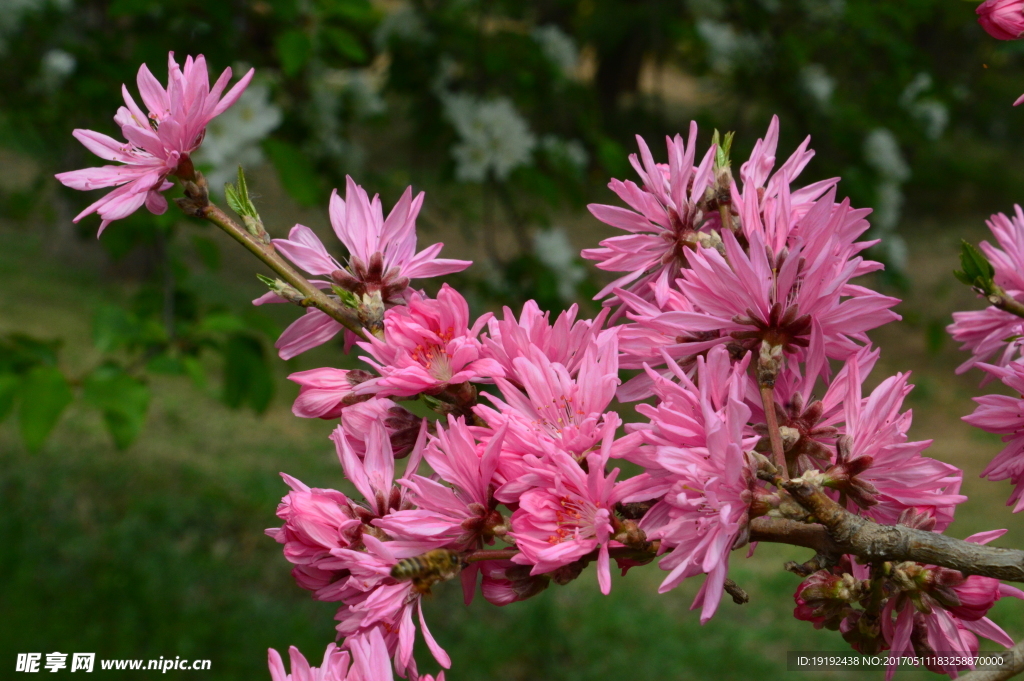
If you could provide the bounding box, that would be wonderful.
[390,549,465,594]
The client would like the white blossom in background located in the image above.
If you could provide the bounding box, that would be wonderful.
[40,48,75,90]
[800,63,834,109]
[864,128,910,268]
[695,19,763,73]
[899,73,948,141]
[193,81,283,193]
[443,93,536,182]
[531,24,578,76]
[540,135,588,173]
[374,5,432,49]
[533,227,586,302]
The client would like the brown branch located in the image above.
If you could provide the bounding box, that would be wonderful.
[175,180,366,340]
[754,480,1024,583]
[758,383,789,480]
[957,641,1024,681]
[989,289,1024,322]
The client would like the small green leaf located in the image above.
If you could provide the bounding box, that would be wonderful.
[18,365,73,452]
[93,305,140,353]
[954,240,996,295]
[263,138,322,206]
[224,183,245,216]
[83,365,151,449]
[276,29,312,77]
[332,285,361,308]
[181,355,207,389]
[324,26,367,62]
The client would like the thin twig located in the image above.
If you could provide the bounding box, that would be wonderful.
[759,383,789,479]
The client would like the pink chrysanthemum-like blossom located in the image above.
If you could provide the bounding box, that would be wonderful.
[258,178,471,360]
[949,207,1024,377]
[319,535,452,676]
[268,419,427,600]
[632,346,762,623]
[838,362,965,530]
[963,361,1024,512]
[266,474,362,589]
[374,418,508,603]
[56,53,253,235]
[664,201,898,367]
[509,423,651,595]
[482,300,610,384]
[475,331,626,463]
[356,285,502,397]
[978,0,1024,40]
[581,122,718,309]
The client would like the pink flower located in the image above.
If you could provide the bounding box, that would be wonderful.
[978,0,1024,40]
[839,362,965,529]
[56,52,253,235]
[330,419,427,520]
[668,200,897,366]
[357,285,503,398]
[509,423,649,595]
[338,398,424,460]
[374,418,509,603]
[268,643,351,681]
[288,368,374,419]
[948,207,1024,377]
[273,178,471,304]
[266,474,362,570]
[963,361,1024,512]
[582,122,718,310]
[633,347,762,622]
[475,331,625,463]
[260,178,471,360]
[582,117,837,312]
[482,300,610,384]
[321,535,452,676]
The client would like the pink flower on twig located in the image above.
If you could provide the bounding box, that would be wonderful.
[56,52,253,234]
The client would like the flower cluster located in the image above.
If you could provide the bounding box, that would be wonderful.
[58,52,1022,681]
[257,119,995,679]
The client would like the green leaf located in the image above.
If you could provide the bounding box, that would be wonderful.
[82,365,151,449]
[224,166,259,220]
[324,27,367,62]
[222,334,274,414]
[263,138,322,207]
[18,365,73,452]
[954,240,996,295]
[92,305,140,353]
[181,355,207,390]
[0,333,60,373]
[276,29,312,77]
[0,373,20,423]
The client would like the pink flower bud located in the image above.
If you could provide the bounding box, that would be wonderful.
[978,0,1024,40]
